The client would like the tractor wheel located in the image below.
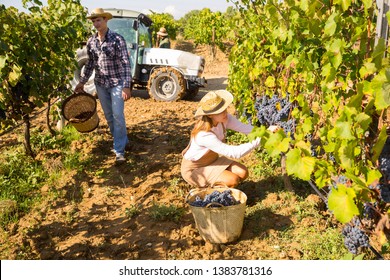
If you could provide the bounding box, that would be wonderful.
[70,47,96,95]
[147,67,186,101]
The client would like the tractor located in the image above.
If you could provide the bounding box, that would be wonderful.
[71,8,206,101]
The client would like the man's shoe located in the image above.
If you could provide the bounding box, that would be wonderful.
[115,154,126,163]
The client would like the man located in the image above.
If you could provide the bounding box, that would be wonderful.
[156,27,171,49]
[75,8,131,163]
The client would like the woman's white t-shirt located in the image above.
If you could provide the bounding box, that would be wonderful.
[183,114,260,161]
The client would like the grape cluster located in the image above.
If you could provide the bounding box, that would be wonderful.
[254,94,295,136]
[342,219,370,255]
[379,137,390,182]
[189,190,239,207]
[330,175,349,189]
[362,202,377,220]
[378,183,390,203]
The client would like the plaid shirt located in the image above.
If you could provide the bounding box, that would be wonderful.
[80,29,131,88]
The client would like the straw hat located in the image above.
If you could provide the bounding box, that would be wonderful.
[87,8,113,20]
[195,90,233,117]
[157,27,168,36]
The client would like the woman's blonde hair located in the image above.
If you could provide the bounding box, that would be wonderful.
[191,116,213,139]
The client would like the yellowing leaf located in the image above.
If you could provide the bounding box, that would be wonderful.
[265,76,276,88]
[286,148,316,181]
[8,65,22,87]
[328,185,359,223]
[0,55,6,71]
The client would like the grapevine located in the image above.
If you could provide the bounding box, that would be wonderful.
[228,0,390,257]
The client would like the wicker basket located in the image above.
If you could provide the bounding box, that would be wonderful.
[186,183,247,244]
[61,92,99,133]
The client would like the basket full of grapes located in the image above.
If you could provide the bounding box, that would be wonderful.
[186,184,247,244]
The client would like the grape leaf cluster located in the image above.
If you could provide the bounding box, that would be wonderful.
[254,94,296,136]
[189,190,239,207]
[342,218,370,255]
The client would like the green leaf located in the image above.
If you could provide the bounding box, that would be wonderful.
[333,0,352,11]
[328,185,359,223]
[371,126,389,162]
[347,91,363,108]
[264,131,290,157]
[355,113,371,132]
[371,70,390,110]
[324,13,337,36]
[300,0,309,12]
[286,148,316,181]
[338,143,355,170]
[359,62,377,78]
[366,169,382,186]
[335,121,355,140]
[0,55,6,71]
[8,65,22,87]
[248,125,267,141]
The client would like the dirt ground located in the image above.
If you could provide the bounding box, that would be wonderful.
[1,42,331,260]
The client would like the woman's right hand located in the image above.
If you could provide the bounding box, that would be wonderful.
[251,137,261,148]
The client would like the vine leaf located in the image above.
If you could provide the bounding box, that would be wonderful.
[335,121,355,140]
[264,131,290,157]
[371,126,389,162]
[324,12,337,36]
[285,148,315,181]
[372,70,390,110]
[0,55,6,71]
[328,185,359,223]
[8,64,22,87]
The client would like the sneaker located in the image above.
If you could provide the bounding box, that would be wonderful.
[115,154,126,163]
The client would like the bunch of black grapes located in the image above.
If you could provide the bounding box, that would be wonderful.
[377,137,390,203]
[342,218,370,255]
[379,137,390,183]
[254,94,296,136]
[190,190,239,207]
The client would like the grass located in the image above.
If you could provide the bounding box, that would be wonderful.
[0,126,87,229]
[149,202,185,222]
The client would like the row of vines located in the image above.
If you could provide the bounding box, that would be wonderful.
[0,0,87,156]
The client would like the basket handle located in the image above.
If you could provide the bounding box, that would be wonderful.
[205,202,225,208]
[185,188,204,203]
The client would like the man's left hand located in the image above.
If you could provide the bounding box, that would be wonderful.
[122,87,131,101]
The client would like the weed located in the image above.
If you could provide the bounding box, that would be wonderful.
[125,204,142,219]
[104,186,114,197]
[149,202,184,222]
[167,177,185,197]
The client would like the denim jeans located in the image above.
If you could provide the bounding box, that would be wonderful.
[95,84,128,156]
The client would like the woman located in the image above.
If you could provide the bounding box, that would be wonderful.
[181,90,263,188]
